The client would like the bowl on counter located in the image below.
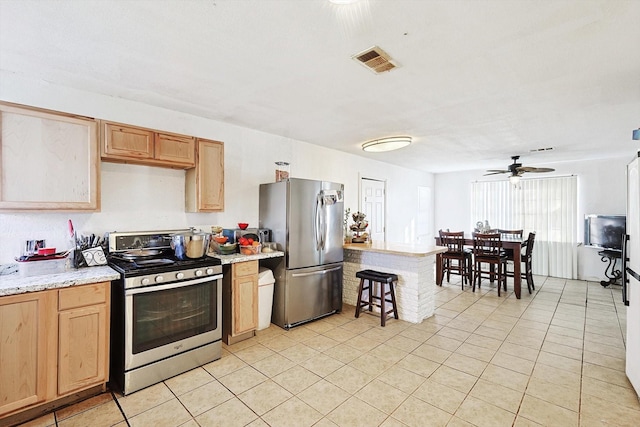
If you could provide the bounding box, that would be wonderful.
[214,236,228,244]
[218,243,238,255]
[237,222,249,230]
[261,242,277,253]
[240,244,261,255]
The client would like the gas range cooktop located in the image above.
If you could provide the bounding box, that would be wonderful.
[108,251,221,277]
[106,229,222,279]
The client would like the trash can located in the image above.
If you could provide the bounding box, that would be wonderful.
[257,267,275,330]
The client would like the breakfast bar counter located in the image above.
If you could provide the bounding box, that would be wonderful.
[343,242,447,323]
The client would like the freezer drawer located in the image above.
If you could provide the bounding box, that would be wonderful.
[272,263,343,329]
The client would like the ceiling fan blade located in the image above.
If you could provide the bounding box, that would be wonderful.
[485,169,509,173]
[483,171,508,176]
[517,166,555,173]
[530,167,555,173]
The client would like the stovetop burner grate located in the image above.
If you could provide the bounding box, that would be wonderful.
[108,254,221,277]
[106,229,222,278]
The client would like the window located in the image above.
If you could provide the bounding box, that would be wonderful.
[471,176,578,279]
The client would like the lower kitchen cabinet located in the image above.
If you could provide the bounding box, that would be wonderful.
[222,260,258,344]
[0,282,110,421]
[57,283,110,395]
[0,291,57,416]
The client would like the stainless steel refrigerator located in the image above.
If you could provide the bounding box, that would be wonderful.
[623,151,640,397]
[259,178,344,329]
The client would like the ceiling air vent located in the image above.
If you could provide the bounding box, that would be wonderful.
[352,46,398,74]
[529,147,554,153]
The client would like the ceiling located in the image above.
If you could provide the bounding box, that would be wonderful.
[1,0,639,174]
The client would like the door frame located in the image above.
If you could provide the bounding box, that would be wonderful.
[359,174,387,243]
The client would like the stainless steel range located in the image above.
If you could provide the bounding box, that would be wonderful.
[107,229,223,395]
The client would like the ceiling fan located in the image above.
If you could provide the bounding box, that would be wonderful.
[485,155,555,179]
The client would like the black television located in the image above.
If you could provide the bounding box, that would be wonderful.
[584,214,626,251]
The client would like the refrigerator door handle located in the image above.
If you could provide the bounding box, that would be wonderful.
[291,265,343,278]
[322,199,328,251]
[623,234,630,306]
[314,193,323,251]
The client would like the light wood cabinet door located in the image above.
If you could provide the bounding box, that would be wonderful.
[231,261,258,336]
[0,291,56,417]
[155,133,195,167]
[57,304,108,395]
[185,139,224,212]
[103,123,154,159]
[57,282,109,396]
[0,102,100,211]
[101,122,196,169]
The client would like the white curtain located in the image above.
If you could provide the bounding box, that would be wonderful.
[471,176,578,279]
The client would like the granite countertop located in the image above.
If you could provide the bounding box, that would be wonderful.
[0,251,285,295]
[344,242,447,257]
[208,250,284,265]
[0,265,120,297]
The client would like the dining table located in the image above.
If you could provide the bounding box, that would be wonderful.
[435,235,526,299]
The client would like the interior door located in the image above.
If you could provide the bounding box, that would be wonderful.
[626,156,640,396]
[361,178,386,242]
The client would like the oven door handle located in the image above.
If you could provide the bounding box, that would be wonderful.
[126,274,223,295]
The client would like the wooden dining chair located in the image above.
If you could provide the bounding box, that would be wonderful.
[505,232,536,293]
[498,229,523,239]
[439,230,473,289]
[497,228,523,262]
[472,232,508,296]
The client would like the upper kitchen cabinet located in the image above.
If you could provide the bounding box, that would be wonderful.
[0,102,100,211]
[101,122,195,169]
[185,139,224,212]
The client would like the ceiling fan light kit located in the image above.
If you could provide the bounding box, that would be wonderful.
[362,136,412,152]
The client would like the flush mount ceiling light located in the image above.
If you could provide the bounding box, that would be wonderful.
[362,136,412,152]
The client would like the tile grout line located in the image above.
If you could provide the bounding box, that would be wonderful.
[110,390,131,427]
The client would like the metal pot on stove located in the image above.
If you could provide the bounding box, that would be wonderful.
[170,229,212,260]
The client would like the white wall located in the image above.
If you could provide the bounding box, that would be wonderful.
[434,156,633,281]
[0,73,433,264]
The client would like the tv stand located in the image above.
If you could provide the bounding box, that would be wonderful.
[598,249,622,287]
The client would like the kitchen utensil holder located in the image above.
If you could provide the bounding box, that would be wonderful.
[73,249,86,268]
[82,247,107,266]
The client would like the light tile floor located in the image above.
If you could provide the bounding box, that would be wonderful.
[19,276,640,427]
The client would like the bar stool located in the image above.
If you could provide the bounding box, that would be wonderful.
[355,269,399,326]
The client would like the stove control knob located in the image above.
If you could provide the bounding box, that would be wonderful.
[155,275,164,283]
[141,278,150,286]
[206,268,214,275]
[176,272,184,280]
[195,269,203,277]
